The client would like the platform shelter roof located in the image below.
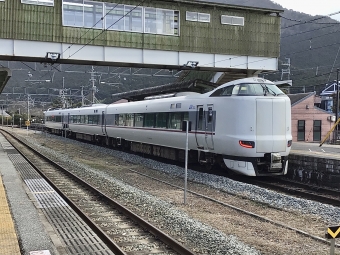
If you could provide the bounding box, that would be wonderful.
[111,79,218,102]
[0,68,11,94]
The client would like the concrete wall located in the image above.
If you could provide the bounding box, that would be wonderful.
[288,153,340,188]
[291,95,333,142]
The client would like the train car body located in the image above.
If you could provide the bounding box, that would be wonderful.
[44,77,292,176]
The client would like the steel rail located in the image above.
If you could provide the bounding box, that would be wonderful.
[239,176,340,207]
[113,163,340,248]
[1,130,196,255]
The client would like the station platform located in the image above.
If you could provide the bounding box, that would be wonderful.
[0,129,115,255]
[0,175,21,255]
[0,132,57,255]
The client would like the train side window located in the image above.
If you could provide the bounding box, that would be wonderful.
[118,114,125,126]
[114,115,119,125]
[88,115,93,124]
[134,113,144,127]
[168,112,181,129]
[125,113,134,127]
[93,115,99,125]
[155,112,168,128]
[210,85,235,97]
[87,115,99,125]
[183,112,189,121]
[144,113,155,127]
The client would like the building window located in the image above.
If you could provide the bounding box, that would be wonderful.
[84,1,104,29]
[313,120,321,141]
[186,11,210,23]
[297,120,305,141]
[105,3,125,30]
[21,0,54,6]
[63,0,85,27]
[145,8,178,35]
[221,15,244,26]
[124,5,143,32]
[62,0,179,36]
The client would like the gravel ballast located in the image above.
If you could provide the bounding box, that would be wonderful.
[10,130,340,254]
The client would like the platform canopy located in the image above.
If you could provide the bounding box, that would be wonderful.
[111,79,218,101]
[0,67,11,94]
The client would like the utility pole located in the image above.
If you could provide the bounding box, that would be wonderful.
[27,94,30,121]
[336,68,339,142]
[281,58,291,80]
[89,66,97,104]
[81,86,84,106]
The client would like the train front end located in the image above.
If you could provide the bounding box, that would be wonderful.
[211,78,292,176]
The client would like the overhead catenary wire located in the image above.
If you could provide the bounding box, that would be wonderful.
[281,11,340,30]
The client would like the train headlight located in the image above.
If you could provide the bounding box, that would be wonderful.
[287,140,292,147]
[239,140,255,148]
[271,153,281,163]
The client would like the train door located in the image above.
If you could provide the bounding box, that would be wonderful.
[101,111,105,135]
[205,104,214,150]
[195,106,206,149]
[195,105,215,150]
[61,113,67,129]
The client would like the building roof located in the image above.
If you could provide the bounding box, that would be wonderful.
[111,79,218,102]
[0,111,10,117]
[287,92,315,106]
[0,67,11,94]
[174,0,284,14]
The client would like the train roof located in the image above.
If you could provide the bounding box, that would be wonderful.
[111,79,218,102]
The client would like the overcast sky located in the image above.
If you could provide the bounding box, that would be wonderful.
[273,0,340,21]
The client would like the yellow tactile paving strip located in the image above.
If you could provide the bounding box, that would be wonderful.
[0,176,21,255]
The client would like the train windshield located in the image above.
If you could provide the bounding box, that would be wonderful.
[210,83,285,97]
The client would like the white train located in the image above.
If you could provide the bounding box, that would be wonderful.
[44,77,292,176]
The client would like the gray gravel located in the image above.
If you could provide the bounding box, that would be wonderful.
[18,132,340,253]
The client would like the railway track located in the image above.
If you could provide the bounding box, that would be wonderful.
[1,130,196,255]
[233,176,340,207]
[4,128,340,253]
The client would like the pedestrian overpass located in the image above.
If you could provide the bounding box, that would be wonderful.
[0,0,283,82]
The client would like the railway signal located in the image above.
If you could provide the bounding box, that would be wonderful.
[325,226,340,255]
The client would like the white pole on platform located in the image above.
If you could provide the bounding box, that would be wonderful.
[27,95,30,136]
[184,120,189,204]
